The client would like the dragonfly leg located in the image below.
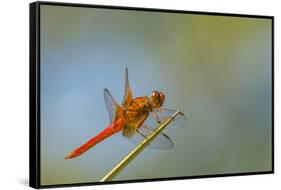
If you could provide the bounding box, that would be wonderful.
[143,124,155,131]
[152,111,161,124]
[136,128,148,139]
[136,126,154,146]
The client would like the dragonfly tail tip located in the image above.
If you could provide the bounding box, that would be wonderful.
[64,154,73,160]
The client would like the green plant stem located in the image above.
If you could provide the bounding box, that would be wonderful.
[100,110,180,182]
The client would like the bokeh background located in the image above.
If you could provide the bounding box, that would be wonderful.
[40,5,272,186]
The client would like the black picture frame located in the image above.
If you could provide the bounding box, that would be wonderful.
[29,1,274,189]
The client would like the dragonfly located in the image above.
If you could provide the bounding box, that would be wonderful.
[65,68,186,160]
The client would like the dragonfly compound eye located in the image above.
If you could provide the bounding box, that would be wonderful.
[151,91,164,108]
[159,92,165,106]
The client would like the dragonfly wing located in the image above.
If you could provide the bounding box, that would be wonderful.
[125,123,174,149]
[155,108,187,129]
[122,68,133,109]
[104,88,122,123]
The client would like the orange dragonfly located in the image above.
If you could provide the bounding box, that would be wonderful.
[65,68,186,160]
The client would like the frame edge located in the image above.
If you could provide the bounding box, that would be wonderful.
[29,1,40,189]
[29,1,274,188]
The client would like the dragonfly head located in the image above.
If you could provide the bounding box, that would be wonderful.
[150,91,165,108]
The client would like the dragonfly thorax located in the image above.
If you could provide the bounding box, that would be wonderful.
[123,97,152,122]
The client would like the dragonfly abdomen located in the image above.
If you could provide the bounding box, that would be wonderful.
[65,118,125,159]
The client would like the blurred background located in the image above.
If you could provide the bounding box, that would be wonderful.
[40,5,272,185]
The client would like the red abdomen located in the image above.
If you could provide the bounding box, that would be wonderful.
[65,118,125,159]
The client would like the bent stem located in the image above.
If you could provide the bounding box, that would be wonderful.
[100,110,180,182]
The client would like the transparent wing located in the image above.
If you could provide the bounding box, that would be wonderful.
[104,88,121,123]
[125,122,174,149]
[155,108,187,129]
[122,68,133,109]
